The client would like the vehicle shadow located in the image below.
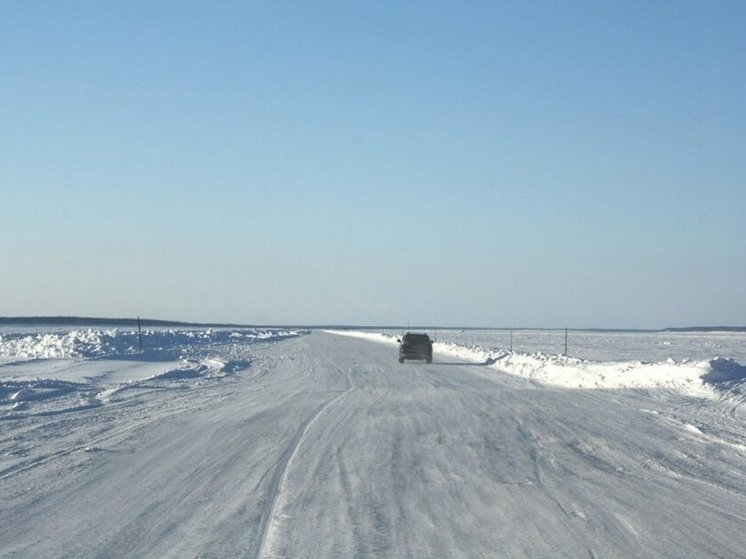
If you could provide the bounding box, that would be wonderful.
[427,361,490,367]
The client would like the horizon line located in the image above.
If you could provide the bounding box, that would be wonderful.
[1,316,745,333]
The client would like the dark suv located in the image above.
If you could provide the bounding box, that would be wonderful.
[397,333,433,363]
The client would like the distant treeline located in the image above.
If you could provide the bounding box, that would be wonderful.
[0,316,253,328]
[1,317,744,333]
[663,326,746,333]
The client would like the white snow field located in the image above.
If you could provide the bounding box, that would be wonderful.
[2,327,745,558]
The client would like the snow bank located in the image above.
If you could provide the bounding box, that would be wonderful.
[326,330,746,398]
[0,328,303,360]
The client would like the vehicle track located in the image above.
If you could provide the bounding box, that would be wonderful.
[253,366,353,559]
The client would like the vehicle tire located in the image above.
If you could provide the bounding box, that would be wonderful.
[426,357,432,364]
[399,357,405,363]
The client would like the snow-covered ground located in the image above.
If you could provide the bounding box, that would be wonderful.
[330,328,746,398]
[0,327,302,418]
[2,327,745,557]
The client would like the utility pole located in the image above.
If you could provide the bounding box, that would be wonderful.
[564,328,568,356]
[509,329,513,352]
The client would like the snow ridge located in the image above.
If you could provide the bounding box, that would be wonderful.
[0,328,303,360]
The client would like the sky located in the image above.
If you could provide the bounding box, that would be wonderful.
[2,1,745,328]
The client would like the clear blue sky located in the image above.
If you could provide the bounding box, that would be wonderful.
[2,1,744,328]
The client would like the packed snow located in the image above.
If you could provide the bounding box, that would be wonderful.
[1,326,745,558]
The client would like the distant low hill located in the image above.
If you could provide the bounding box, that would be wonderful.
[663,326,746,333]
[0,316,253,328]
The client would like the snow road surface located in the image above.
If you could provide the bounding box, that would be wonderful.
[2,331,745,558]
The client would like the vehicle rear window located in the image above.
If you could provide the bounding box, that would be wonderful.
[405,334,430,341]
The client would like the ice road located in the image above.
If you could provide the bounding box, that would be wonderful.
[2,331,745,558]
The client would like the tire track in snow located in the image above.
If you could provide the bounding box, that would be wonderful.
[254,368,353,559]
